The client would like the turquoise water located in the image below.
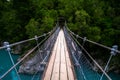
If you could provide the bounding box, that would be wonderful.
[75,66,120,80]
[0,49,120,80]
[75,66,100,80]
[100,73,120,80]
[0,49,42,80]
[74,61,120,80]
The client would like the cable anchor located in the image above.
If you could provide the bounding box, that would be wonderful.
[110,45,118,56]
[4,42,11,51]
[3,42,21,80]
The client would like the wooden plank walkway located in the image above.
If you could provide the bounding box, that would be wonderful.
[42,29,75,80]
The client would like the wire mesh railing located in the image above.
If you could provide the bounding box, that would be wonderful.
[0,25,60,80]
[64,26,112,80]
[0,22,118,80]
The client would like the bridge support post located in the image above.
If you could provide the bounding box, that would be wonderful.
[3,42,21,80]
[35,35,43,60]
[82,37,87,46]
[100,45,118,80]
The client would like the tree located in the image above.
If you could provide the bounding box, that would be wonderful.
[25,18,40,38]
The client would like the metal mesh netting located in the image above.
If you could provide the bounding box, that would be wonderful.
[63,27,101,80]
[18,26,60,75]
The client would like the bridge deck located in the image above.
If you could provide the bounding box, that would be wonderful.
[42,29,75,80]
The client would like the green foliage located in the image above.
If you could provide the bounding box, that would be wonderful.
[87,27,101,42]
[0,0,120,67]
[27,0,120,47]
[25,19,39,38]
[0,0,119,46]
[75,9,90,25]
[41,16,54,32]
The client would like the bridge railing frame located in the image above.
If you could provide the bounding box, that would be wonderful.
[66,25,114,80]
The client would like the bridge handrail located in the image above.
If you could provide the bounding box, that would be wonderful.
[67,27,120,54]
[0,22,59,50]
[0,24,59,79]
[0,33,50,79]
[0,31,52,50]
[68,29,112,80]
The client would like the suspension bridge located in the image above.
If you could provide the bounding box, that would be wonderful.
[0,21,120,80]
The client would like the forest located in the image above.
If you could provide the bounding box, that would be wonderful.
[0,0,120,73]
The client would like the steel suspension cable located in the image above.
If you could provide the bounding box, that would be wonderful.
[67,27,120,54]
[30,50,51,80]
[0,45,38,79]
[7,50,21,80]
[35,35,43,60]
[31,71,39,80]
[30,26,59,80]
[30,27,59,80]
[0,34,50,79]
[73,51,87,80]
[64,27,99,80]
[0,32,51,50]
[69,31,112,80]
[100,54,113,80]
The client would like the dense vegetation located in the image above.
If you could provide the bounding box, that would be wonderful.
[0,0,120,71]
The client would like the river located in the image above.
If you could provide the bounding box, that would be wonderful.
[0,49,120,80]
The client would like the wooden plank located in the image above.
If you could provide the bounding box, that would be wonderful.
[43,33,59,80]
[42,29,75,80]
[51,31,61,80]
[60,31,68,80]
[63,34,75,80]
[65,52,75,80]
